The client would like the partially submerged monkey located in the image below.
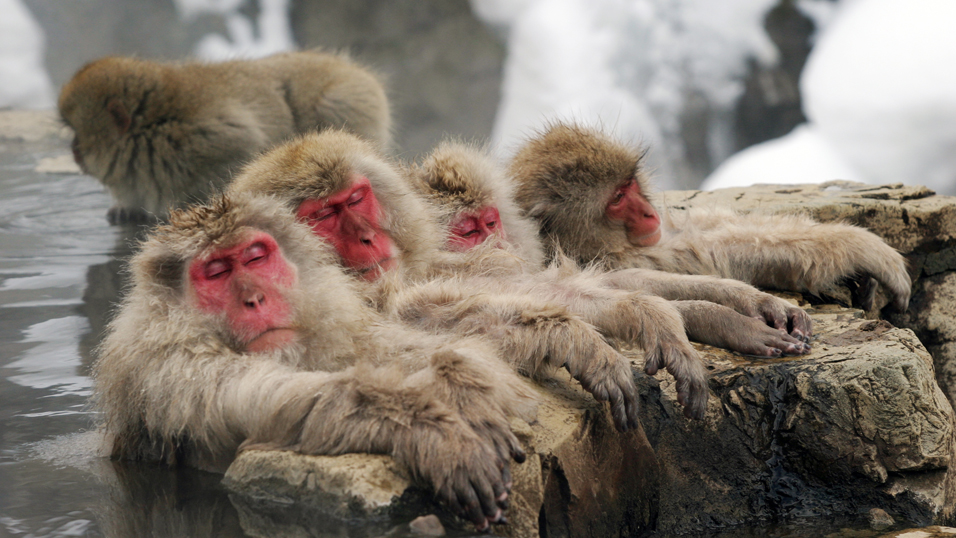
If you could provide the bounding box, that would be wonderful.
[59,50,391,224]
[93,193,531,531]
[408,140,813,358]
[228,129,707,421]
[509,123,912,312]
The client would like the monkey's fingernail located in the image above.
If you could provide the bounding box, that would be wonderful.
[497,492,508,503]
[498,516,509,525]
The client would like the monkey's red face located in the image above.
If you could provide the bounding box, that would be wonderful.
[188,231,299,353]
[447,206,506,252]
[296,176,397,281]
[606,178,662,247]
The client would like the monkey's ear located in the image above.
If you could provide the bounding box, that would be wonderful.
[106,99,132,134]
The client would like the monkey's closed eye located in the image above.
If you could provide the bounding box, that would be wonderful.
[204,259,231,279]
[243,243,269,265]
[309,208,337,222]
[460,230,480,238]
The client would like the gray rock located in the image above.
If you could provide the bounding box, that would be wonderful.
[871,508,896,530]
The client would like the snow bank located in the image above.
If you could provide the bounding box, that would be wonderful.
[0,0,55,109]
[473,0,780,189]
[705,0,956,194]
[701,124,860,189]
[802,0,956,194]
[173,0,295,60]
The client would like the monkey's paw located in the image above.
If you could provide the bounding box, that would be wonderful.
[574,349,641,432]
[643,337,709,420]
[426,432,522,532]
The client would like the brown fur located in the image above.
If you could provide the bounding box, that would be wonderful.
[411,141,811,365]
[59,51,391,223]
[228,130,668,423]
[511,122,912,312]
[92,193,534,528]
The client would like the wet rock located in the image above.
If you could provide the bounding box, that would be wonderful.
[870,508,896,530]
[641,304,955,534]
[409,514,445,536]
[879,526,956,537]
[226,374,660,538]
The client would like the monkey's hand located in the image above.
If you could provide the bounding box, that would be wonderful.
[674,301,811,358]
[735,293,813,343]
[410,420,523,532]
[272,367,521,533]
[568,345,642,433]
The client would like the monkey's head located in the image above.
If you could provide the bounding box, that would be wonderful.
[229,129,443,281]
[129,194,365,358]
[58,57,172,177]
[408,140,546,265]
[510,123,662,263]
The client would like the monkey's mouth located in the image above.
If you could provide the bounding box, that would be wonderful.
[355,257,397,281]
[627,228,662,247]
[245,328,298,353]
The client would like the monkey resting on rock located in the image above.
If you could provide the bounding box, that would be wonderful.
[59,50,391,224]
[224,129,810,420]
[407,139,815,359]
[509,122,912,314]
[93,193,533,531]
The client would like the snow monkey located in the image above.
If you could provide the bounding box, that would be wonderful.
[93,193,533,531]
[408,140,813,358]
[227,129,708,421]
[509,123,912,313]
[58,50,391,224]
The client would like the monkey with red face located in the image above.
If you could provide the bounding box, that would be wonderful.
[94,193,533,531]
[408,140,813,359]
[228,130,709,421]
[510,123,912,313]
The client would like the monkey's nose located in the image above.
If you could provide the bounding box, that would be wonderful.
[244,293,266,309]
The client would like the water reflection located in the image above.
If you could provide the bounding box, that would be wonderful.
[0,135,465,538]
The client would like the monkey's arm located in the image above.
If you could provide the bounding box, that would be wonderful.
[671,301,810,357]
[651,212,911,311]
[165,355,519,530]
[600,268,813,342]
[242,362,520,530]
[389,284,649,427]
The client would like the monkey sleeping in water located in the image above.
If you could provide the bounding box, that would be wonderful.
[58,50,391,224]
[93,193,533,531]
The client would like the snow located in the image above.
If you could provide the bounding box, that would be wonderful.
[800,0,956,194]
[701,124,861,189]
[0,0,55,109]
[473,0,781,189]
[174,0,295,60]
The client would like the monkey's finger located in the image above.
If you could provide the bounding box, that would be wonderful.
[644,354,663,376]
[472,476,502,521]
[501,460,513,491]
[458,486,490,530]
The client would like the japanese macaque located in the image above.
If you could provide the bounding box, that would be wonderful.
[408,140,812,358]
[93,194,532,530]
[228,130,708,420]
[509,123,912,312]
[58,50,391,224]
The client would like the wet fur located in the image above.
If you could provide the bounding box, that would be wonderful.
[93,194,533,526]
